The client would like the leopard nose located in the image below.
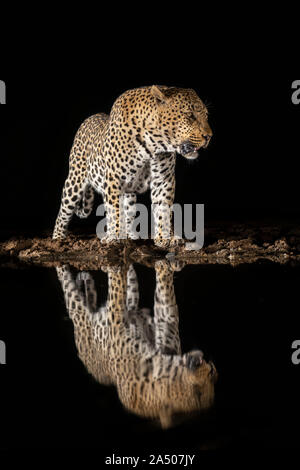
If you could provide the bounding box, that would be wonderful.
[203,133,211,147]
[186,350,204,370]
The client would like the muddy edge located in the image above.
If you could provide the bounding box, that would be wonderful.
[1,222,300,270]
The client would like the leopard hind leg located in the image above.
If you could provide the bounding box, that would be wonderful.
[74,184,95,219]
[52,173,88,240]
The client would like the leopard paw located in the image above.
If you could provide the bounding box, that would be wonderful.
[154,236,185,250]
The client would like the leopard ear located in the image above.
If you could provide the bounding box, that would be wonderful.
[151,85,167,104]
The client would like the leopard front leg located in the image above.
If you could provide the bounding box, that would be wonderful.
[123,192,139,240]
[150,152,184,249]
[100,170,126,244]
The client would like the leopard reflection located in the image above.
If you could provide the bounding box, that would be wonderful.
[56,261,216,428]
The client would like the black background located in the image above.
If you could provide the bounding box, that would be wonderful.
[0,60,299,238]
[1,31,300,453]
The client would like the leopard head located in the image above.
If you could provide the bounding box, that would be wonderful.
[150,85,213,159]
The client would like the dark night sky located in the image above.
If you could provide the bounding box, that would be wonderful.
[1,57,299,237]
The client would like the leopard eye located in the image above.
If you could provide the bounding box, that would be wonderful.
[186,112,196,121]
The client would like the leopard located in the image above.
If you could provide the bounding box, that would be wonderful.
[56,260,217,428]
[52,85,212,248]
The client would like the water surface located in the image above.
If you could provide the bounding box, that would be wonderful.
[0,260,300,450]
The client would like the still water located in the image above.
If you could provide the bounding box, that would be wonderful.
[0,260,300,450]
